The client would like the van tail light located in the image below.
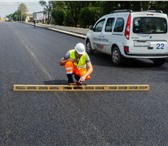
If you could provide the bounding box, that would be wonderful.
[124,46,129,53]
[124,14,131,40]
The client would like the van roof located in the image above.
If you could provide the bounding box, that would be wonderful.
[111,9,163,14]
[102,10,167,18]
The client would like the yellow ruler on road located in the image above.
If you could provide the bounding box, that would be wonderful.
[13,84,150,92]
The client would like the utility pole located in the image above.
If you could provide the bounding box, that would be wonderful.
[21,8,22,21]
[18,2,22,21]
[17,2,19,21]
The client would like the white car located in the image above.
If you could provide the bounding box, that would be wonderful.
[85,10,168,66]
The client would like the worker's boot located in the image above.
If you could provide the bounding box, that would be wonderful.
[74,75,80,81]
[67,74,74,84]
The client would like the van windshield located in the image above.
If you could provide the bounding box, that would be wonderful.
[133,17,167,34]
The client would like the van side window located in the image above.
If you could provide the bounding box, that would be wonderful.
[94,19,105,32]
[114,18,124,32]
[105,18,115,32]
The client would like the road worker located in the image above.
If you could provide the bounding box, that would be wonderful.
[33,19,36,27]
[59,43,93,84]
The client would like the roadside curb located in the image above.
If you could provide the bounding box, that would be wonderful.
[48,27,86,39]
[24,22,87,39]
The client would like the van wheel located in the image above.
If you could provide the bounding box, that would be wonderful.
[86,40,94,54]
[152,58,166,66]
[111,46,123,66]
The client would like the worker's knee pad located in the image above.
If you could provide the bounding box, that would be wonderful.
[78,68,87,76]
[78,68,90,80]
[64,61,74,68]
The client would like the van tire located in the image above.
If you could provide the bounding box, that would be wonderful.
[111,46,123,66]
[86,39,94,54]
[152,58,166,66]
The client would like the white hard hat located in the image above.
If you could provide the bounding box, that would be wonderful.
[75,43,86,54]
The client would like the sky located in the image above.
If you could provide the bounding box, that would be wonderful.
[0,0,45,18]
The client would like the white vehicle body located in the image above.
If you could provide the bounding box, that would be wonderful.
[86,10,168,66]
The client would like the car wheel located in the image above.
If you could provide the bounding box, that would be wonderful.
[86,39,94,54]
[152,58,166,66]
[111,46,123,66]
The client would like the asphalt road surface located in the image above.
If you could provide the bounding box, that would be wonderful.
[1,22,168,146]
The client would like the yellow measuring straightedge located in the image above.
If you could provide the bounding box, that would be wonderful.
[13,84,150,92]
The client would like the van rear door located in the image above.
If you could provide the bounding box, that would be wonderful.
[129,13,168,57]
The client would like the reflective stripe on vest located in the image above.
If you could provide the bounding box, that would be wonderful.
[69,49,86,69]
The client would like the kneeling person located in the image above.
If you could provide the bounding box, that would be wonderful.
[59,43,93,84]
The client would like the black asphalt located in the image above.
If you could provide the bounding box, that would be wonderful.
[1,22,168,146]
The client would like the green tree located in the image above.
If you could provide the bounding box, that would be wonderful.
[42,1,168,27]
[64,11,74,26]
[51,8,64,25]
[52,1,65,9]
[13,10,21,21]
[79,7,100,28]
[6,14,14,21]
[150,1,168,13]
[39,1,52,24]
[51,2,66,25]
[18,3,28,21]
[64,1,90,27]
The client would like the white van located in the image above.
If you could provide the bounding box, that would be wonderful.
[85,10,168,66]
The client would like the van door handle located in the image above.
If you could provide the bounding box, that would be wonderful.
[99,35,104,38]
